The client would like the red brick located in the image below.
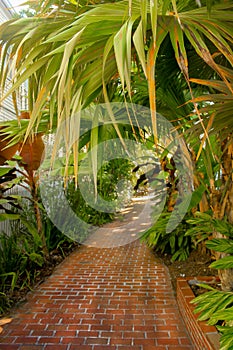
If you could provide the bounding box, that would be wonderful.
[14,337,39,344]
[86,338,109,345]
[110,338,132,345]
[20,347,44,350]
[9,330,31,336]
[117,346,141,350]
[70,346,92,350]
[44,346,68,350]
[31,330,54,337]
[157,338,180,345]
[0,228,193,349]
[55,330,77,337]
[78,330,99,337]
[37,337,61,344]
[60,336,85,345]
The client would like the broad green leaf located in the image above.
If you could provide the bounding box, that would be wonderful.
[214,308,233,321]
[188,184,206,210]
[169,17,188,80]
[0,167,14,177]
[125,18,135,93]
[0,57,49,103]
[133,20,147,78]
[150,0,158,43]
[217,326,233,350]
[206,0,214,16]
[210,256,233,270]
[56,27,85,119]
[0,199,11,205]
[90,109,99,199]
[0,213,20,221]
[140,0,147,40]
[190,20,233,68]
[114,22,127,90]
[206,239,233,254]
[162,0,171,15]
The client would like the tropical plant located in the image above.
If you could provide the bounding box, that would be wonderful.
[0,0,233,287]
[142,211,193,261]
[189,216,233,349]
[0,226,44,315]
[1,0,233,173]
[191,286,233,350]
[186,213,233,286]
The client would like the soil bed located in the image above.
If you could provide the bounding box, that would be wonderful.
[156,248,218,294]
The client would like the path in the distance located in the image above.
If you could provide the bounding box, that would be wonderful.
[0,197,193,350]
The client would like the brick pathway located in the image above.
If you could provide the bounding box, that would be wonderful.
[0,199,193,350]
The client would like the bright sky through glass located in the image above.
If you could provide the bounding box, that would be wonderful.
[8,0,28,12]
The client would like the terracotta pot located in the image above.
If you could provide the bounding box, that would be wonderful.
[0,128,19,165]
[19,111,30,120]
[19,134,45,172]
[18,111,45,172]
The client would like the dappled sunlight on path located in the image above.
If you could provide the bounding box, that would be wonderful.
[83,193,157,248]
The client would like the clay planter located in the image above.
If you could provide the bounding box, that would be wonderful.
[18,112,45,172]
[177,276,220,350]
[0,128,19,165]
[19,134,45,172]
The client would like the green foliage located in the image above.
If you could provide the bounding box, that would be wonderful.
[0,206,73,315]
[0,155,133,314]
[186,213,233,268]
[191,288,233,325]
[188,213,233,349]
[0,230,43,314]
[210,256,233,270]
[207,235,233,269]
[0,165,24,220]
[142,211,192,261]
[206,239,233,254]
[67,158,133,226]
[185,212,233,245]
[191,286,233,350]
[141,184,209,261]
[217,326,233,350]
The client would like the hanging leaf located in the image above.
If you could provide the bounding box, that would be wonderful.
[206,239,233,254]
[0,213,20,221]
[210,256,233,270]
[150,0,158,43]
[133,20,147,78]
[114,22,127,90]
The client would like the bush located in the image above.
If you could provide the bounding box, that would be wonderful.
[142,211,193,261]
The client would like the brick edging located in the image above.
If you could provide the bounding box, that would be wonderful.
[177,277,220,350]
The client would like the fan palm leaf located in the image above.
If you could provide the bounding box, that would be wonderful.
[0,0,233,180]
[0,1,232,121]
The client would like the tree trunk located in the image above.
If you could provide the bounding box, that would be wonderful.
[19,111,48,259]
[213,141,233,291]
[0,127,19,165]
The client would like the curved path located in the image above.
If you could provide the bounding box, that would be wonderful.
[0,198,193,350]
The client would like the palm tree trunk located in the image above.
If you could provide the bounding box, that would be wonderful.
[213,141,233,291]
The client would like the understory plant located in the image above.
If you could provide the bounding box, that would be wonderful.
[0,197,77,316]
[186,213,233,349]
[142,210,193,261]
[66,158,133,227]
